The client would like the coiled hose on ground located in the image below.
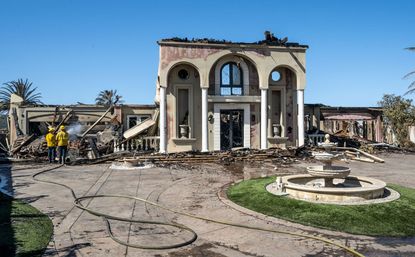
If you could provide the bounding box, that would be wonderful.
[32,164,365,257]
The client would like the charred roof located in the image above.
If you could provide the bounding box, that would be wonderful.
[159,31,308,48]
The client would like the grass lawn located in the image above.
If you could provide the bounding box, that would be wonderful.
[0,192,53,257]
[227,177,415,237]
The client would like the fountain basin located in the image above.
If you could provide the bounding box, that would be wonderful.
[312,152,336,162]
[317,142,337,148]
[267,174,387,204]
[307,165,351,179]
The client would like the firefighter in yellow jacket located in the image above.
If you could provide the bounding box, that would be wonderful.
[45,127,56,163]
[56,125,69,164]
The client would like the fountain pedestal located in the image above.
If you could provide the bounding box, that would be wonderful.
[307,139,350,187]
[266,134,392,204]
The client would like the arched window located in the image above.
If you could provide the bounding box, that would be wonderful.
[220,62,243,96]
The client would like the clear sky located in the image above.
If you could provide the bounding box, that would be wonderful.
[0,0,414,106]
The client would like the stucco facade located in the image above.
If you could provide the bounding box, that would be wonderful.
[156,34,308,153]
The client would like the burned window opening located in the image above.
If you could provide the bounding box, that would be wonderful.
[127,115,151,130]
[271,90,283,136]
[220,110,244,150]
[178,69,189,80]
[177,88,190,138]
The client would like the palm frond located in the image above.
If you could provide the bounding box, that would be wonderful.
[25,87,38,98]
[404,81,415,95]
[95,89,122,106]
[0,79,42,108]
[403,70,415,79]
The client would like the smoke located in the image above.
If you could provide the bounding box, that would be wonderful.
[66,123,83,140]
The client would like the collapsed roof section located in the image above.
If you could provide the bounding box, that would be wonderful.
[320,107,383,121]
[7,94,158,153]
[159,31,308,48]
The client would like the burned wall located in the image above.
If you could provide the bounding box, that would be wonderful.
[160,45,221,70]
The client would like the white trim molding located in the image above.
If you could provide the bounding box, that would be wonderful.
[201,88,208,152]
[213,103,250,151]
[297,89,305,146]
[207,95,261,103]
[260,89,268,149]
[159,87,166,153]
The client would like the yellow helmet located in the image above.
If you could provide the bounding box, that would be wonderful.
[48,127,55,132]
[60,125,65,130]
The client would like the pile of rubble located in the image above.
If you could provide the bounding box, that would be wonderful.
[111,147,314,170]
[329,132,415,154]
[3,98,162,162]
[9,128,117,160]
[13,136,45,158]
[304,127,413,154]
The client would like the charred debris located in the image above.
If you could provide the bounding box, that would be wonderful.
[1,94,158,163]
[0,94,411,166]
[0,95,314,166]
[160,31,308,48]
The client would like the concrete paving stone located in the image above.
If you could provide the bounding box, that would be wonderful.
[2,152,415,256]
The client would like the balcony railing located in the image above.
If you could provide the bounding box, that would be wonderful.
[114,136,159,152]
[307,134,325,146]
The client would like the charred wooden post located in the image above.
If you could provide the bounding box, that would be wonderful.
[80,105,113,139]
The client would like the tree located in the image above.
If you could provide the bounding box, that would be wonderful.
[379,94,415,146]
[404,47,415,95]
[95,89,123,106]
[0,79,42,111]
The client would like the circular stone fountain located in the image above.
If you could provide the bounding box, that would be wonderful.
[266,135,400,204]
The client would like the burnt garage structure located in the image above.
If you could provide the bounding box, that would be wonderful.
[155,34,308,153]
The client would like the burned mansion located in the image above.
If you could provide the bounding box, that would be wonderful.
[155,32,308,153]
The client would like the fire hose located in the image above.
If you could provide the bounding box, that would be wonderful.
[32,165,365,257]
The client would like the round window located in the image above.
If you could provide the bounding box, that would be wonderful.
[271,71,281,82]
[178,69,189,80]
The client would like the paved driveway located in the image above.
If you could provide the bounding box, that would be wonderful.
[2,152,415,257]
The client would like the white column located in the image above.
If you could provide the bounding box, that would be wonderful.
[159,87,167,153]
[297,89,305,146]
[260,89,268,149]
[201,88,208,152]
[113,140,117,152]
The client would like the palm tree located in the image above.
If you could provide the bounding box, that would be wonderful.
[0,79,42,111]
[404,47,415,95]
[95,89,123,106]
